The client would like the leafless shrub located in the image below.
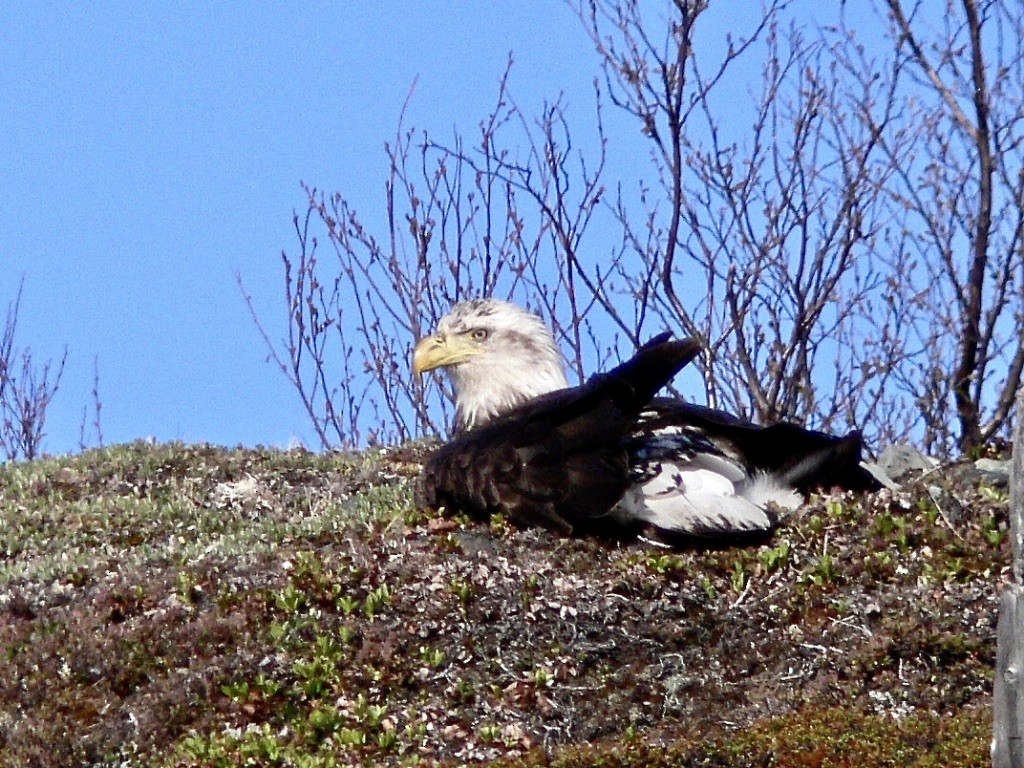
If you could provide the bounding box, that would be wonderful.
[251,0,1022,457]
[849,0,1024,455]
[576,3,907,441]
[0,283,67,462]
[243,70,622,447]
[78,356,104,453]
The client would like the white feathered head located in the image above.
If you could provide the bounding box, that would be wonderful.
[413,298,569,431]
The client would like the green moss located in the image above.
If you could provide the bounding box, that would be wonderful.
[486,706,990,768]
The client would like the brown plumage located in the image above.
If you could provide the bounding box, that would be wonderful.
[414,299,878,544]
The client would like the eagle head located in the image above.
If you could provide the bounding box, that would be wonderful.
[413,298,569,431]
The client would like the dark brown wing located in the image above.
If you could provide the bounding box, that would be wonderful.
[417,337,701,536]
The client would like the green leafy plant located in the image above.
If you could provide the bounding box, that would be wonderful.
[363,584,392,618]
[758,540,791,573]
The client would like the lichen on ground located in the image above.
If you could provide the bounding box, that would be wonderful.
[0,441,1004,766]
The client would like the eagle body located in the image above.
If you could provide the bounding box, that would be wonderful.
[418,334,705,537]
[414,299,875,544]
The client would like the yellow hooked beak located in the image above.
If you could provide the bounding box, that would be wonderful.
[412,333,483,375]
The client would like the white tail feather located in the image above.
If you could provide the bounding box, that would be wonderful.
[739,473,803,512]
[616,460,802,536]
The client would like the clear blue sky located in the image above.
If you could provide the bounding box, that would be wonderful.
[1,2,616,454]
[2,2,864,455]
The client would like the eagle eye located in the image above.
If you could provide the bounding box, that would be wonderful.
[470,328,488,342]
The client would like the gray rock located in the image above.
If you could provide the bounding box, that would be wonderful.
[974,457,1012,488]
[874,443,937,481]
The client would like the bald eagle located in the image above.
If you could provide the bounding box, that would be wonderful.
[413,298,875,544]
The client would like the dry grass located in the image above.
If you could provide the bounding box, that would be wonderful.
[0,441,1004,766]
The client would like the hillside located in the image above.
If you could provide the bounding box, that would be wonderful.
[0,441,1005,766]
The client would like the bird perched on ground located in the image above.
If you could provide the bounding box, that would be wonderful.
[413,298,876,544]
